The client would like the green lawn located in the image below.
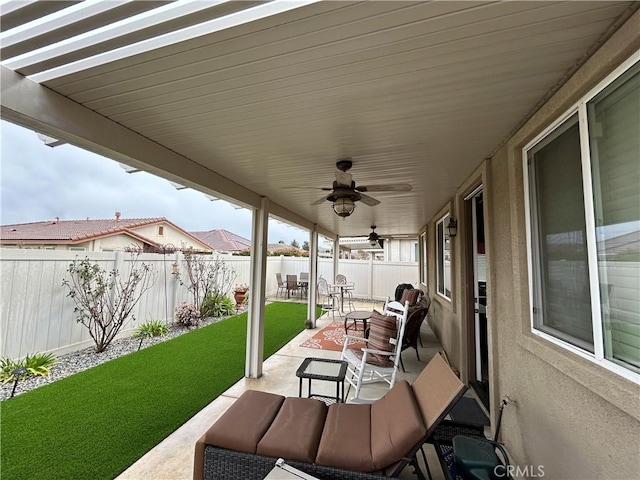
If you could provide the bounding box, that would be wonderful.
[1,302,311,480]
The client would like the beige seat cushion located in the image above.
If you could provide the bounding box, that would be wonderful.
[371,380,427,470]
[315,403,376,472]
[257,397,328,463]
[198,390,284,453]
[194,390,284,480]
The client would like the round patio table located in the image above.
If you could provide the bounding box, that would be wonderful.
[344,310,372,337]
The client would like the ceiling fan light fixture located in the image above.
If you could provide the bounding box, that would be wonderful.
[333,197,356,217]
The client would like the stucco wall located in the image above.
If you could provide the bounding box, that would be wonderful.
[133,223,210,251]
[426,10,640,479]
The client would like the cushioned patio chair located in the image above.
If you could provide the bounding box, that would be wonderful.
[341,299,409,400]
[194,352,467,480]
[400,294,431,371]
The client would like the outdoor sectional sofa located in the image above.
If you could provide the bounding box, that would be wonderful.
[194,353,466,480]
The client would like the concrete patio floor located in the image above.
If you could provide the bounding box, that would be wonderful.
[117,299,473,480]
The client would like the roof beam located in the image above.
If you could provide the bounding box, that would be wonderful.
[0,0,129,50]
[0,0,38,17]
[3,0,230,71]
[25,0,321,83]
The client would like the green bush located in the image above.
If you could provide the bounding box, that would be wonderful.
[200,293,235,318]
[0,357,22,384]
[133,321,169,338]
[1,353,57,383]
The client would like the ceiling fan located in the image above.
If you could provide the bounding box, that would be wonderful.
[310,159,412,217]
[368,225,384,248]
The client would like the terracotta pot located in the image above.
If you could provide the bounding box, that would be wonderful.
[234,291,247,305]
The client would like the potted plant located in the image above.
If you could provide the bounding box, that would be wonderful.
[233,284,249,307]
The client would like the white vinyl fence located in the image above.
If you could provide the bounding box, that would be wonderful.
[0,249,418,359]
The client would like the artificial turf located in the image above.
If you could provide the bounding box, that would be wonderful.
[1,302,312,480]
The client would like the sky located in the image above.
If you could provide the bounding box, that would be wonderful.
[0,120,308,245]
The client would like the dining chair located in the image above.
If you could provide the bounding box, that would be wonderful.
[286,274,301,299]
[334,274,355,312]
[275,273,287,298]
[299,272,309,297]
[317,276,339,319]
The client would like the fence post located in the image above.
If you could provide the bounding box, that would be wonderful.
[170,251,183,324]
[368,255,374,299]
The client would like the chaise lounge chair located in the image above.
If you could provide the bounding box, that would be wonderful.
[194,352,467,480]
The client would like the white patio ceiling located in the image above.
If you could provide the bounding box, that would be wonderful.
[1,0,637,239]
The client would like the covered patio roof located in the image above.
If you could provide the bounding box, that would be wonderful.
[2,0,636,239]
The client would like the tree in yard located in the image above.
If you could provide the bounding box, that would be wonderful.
[175,249,238,309]
[302,240,310,251]
[62,255,155,353]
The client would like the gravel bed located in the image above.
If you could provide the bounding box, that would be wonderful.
[1,314,233,401]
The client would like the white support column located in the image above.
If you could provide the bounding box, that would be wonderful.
[332,237,340,282]
[246,197,269,378]
[306,226,319,328]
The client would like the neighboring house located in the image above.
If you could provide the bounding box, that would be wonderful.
[191,229,251,254]
[0,213,212,253]
[339,237,418,262]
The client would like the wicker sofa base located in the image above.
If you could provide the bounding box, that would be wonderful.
[203,446,395,480]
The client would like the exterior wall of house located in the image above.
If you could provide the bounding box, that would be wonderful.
[94,234,144,251]
[132,223,209,252]
[425,11,640,479]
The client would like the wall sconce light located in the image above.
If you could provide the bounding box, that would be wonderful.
[171,262,179,275]
[447,216,458,237]
[332,197,356,218]
[10,367,27,398]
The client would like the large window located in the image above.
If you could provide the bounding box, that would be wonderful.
[525,57,639,379]
[437,214,452,299]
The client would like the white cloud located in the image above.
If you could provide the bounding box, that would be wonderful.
[0,121,307,245]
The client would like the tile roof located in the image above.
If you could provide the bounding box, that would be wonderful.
[1,218,165,242]
[191,229,251,252]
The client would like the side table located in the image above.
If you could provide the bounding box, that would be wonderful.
[344,310,373,337]
[295,357,347,404]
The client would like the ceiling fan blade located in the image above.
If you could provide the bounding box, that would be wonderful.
[311,195,328,206]
[283,186,333,191]
[357,184,412,192]
[359,193,381,206]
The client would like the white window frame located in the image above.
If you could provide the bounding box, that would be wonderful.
[69,247,86,251]
[419,232,427,285]
[523,52,640,384]
[436,213,452,301]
